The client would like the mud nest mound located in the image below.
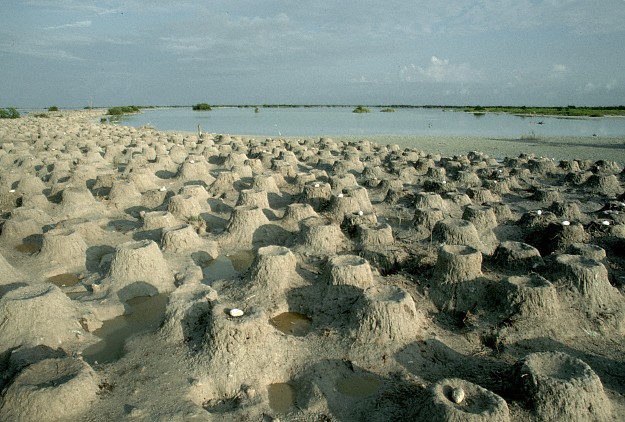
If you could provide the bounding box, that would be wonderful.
[514,351,612,421]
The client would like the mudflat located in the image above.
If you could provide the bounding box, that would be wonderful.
[1,110,624,421]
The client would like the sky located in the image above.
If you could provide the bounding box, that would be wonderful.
[1,0,625,108]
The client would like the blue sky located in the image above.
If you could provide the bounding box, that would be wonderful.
[1,0,625,107]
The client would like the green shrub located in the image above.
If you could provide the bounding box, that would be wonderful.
[0,108,20,119]
[192,103,212,111]
[107,107,124,116]
[353,105,371,113]
[107,105,140,116]
[48,106,59,111]
[33,113,49,118]
[380,108,395,112]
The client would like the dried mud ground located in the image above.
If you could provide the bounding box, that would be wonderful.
[0,110,624,421]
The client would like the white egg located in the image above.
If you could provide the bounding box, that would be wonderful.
[450,387,465,404]
[229,308,244,317]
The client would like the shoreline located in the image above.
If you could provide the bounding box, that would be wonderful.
[9,109,625,164]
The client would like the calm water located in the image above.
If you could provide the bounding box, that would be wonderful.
[120,107,625,138]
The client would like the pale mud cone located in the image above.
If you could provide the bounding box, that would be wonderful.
[487,201,514,222]
[444,192,473,217]
[551,254,616,308]
[515,352,612,422]
[326,193,361,221]
[357,222,394,248]
[567,242,607,263]
[252,174,281,193]
[455,170,481,187]
[300,181,331,210]
[126,166,159,192]
[151,154,179,175]
[246,246,303,300]
[202,304,283,394]
[430,245,483,311]
[342,185,373,212]
[220,205,269,247]
[14,174,46,196]
[167,194,204,220]
[533,221,589,255]
[462,205,497,231]
[584,174,622,197]
[281,203,318,231]
[236,189,270,209]
[413,207,445,231]
[37,228,88,270]
[326,254,374,289]
[105,239,174,301]
[161,224,202,253]
[108,180,142,209]
[54,218,107,244]
[414,192,447,210]
[432,218,483,252]
[180,184,210,202]
[295,217,347,256]
[341,210,378,237]
[0,208,51,243]
[329,173,357,192]
[245,158,265,175]
[493,241,543,271]
[0,357,99,422]
[530,187,562,203]
[141,210,181,231]
[353,285,422,344]
[503,275,560,319]
[418,378,510,422]
[0,251,24,285]
[466,187,500,204]
[59,186,103,216]
[294,172,317,191]
[547,200,584,222]
[208,171,240,198]
[177,156,215,186]
[528,157,558,174]
[0,284,93,353]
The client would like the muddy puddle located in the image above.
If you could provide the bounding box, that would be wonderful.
[14,242,40,254]
[201,250,255,282]
[104,220,139,233]
[268,383,296,413]
[335,375,380,397]
[47,273,81,287]
[270,312,312,337]
[82,294,168,365]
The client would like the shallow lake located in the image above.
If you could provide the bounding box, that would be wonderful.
[120,107,625,139]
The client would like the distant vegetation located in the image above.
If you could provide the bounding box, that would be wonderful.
[462,105,625,118]
[107,105,141,116]
[192,103,212,111]
[353,106,371,113]
[0,108,20,119]
[380,108,395,112]
[48,106,59,112]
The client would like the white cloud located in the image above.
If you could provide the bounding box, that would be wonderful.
[583,82,597,93]
[549,64,569,79]
[401,56,482,83]
[44,20,92,30]
[0,41,84,61]
[350,76,376,84]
